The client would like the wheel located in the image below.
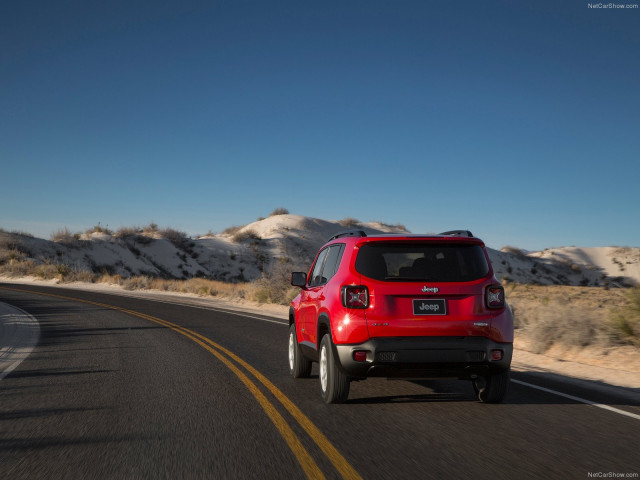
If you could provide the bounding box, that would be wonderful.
[473,368,510,403]
[318,334,350,404]
[288,324,312,378]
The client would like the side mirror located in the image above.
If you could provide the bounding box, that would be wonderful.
[290,272,307,288]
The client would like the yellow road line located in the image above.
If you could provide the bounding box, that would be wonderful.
[149,317,325,480]
[0,286,362,480]
[0,286,323,480]
[161,318,363,480]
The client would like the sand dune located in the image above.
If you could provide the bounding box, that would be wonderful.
[1,215,638,286]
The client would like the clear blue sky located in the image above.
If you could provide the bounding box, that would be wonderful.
[1,0,638,251]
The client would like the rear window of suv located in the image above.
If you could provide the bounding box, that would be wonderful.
[355,243,490,282]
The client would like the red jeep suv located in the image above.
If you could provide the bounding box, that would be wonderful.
[288,230,513,404]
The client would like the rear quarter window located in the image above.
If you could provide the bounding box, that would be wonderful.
[308,244,345,286]
[355,243,489,282]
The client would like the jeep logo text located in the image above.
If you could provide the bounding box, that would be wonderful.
[421,286,439,293]
[419,303,440,312]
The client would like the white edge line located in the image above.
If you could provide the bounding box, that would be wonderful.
[0,303,40,381]
[134,298,289,325]
[5,287,640,421]
[511,379,640,421]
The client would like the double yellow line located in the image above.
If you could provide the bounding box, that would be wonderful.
[0,286,362,480]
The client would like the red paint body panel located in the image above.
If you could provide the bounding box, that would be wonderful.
[290,234,514,349]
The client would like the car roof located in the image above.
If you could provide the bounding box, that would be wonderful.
[326,233,485,247]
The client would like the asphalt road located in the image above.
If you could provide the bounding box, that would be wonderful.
[1,283,639,479]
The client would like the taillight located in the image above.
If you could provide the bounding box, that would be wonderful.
[485,285,505,309]
[341,285,369,309]
[491,350,503,361]
[353,351,367,362]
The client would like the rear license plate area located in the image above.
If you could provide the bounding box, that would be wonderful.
[412,299,447,316]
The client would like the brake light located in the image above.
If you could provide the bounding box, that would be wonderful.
[353,351,367,362]
[341,285,369,309]
[485,285,505,309]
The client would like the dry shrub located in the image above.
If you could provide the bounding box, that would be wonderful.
[121,276,154,290]
[610,287,640,346]
[371,221,408,232]
[523,304,606,354]
[501,246,528,258]
[142,223,158,234]
[101,275,250,299]
[232,229,261,243]
[34,263,70,280]
[248,259,299,305]
[115,226,154,246]
[222,225,242,236]
[9,230,34,238]
[97,274,123,285]
[0,241,30,266]
[179,278,249,298]
[0,259,38,277]
[269,207,289,216]
[85,224,113,235]
[115,226,141,239]
[67,270,95,283]
[508,285,632,353]
[338,217,360,228]
[51,227,78,244]
[159,228,189,247]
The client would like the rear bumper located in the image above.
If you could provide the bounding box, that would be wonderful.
[334,336,512,379]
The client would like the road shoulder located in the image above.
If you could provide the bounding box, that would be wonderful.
[0,301,40,380]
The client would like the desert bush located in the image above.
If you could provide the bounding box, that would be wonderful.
[501,246,528,258]
[338,217,360,228]
[248,259,299,305]
[0,237,32,265]
[508,285,633,353]
[97,274,251,299]
[372,221,408,232]
[51,227,78,244]
[86,224,113,235]
[115,226,141,238]
[610,287,640,346]
[34,263,70,280]
[9,230,34,238]
[269,207,289,216]
[115,226,154,246]
[121,276,154,290]
[0,258,37,277]
[143,223,158,234]
[160,228,189,247]
[66,270,95,283]
[222,225,242,236]
[523,304,605,354]
[232,229,261,243]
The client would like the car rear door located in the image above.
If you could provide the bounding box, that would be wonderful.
[355,241,494,338]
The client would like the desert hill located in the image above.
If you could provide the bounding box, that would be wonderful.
[1,214,638,287]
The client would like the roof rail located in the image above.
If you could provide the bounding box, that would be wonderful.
[328,230,367,242]
[439,230,474,237]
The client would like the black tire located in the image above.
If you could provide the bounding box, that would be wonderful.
[288,323,312,378]
[318,334,350,404]
[473,368,510,403]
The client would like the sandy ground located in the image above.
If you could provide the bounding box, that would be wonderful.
[513,336,640,390]
[507,285,640,390]
[2,277,639,392]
